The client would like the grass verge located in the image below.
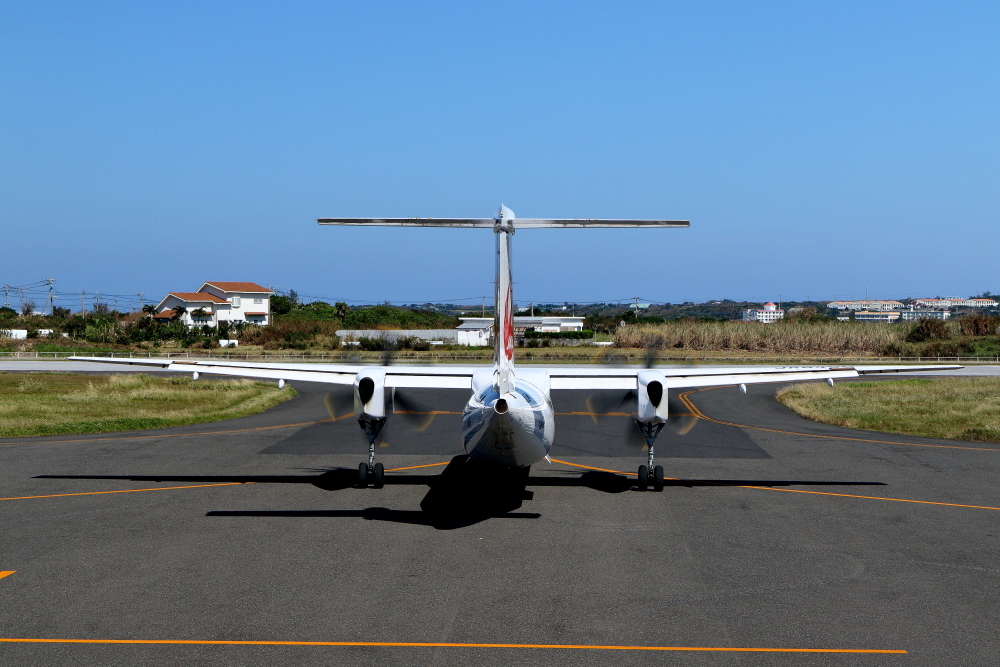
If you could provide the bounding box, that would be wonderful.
[776,377,1000,443]
[0,373,296,438]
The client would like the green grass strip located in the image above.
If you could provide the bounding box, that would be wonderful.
[0,373,296,438]
[777,377,1000,443]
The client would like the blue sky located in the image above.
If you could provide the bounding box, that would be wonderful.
[1,1,997,310]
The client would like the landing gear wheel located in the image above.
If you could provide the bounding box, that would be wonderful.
[652,465,664,492]
[637,465,649,491]
[358,462,369,487]
[372,462,385,488]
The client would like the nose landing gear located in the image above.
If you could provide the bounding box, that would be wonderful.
[358,418,386,489]
[635,420,665,492]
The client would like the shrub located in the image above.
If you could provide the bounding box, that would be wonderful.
[906,318,951,342]
[959,313,999,337]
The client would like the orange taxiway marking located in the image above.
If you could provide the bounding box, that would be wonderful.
[0,638,905,653]
[0,572,14,580]
[677,389,1000,452]
[0,483,248,501]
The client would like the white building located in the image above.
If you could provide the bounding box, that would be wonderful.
[742,303,784,324]
[852,311,901,323]
[827,300,905,311]
[914,297,997,309]
[899,309,951,321]
[154,281,273,327]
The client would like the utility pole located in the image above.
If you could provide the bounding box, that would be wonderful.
[481,295,485,317]
[47,278,54,315]
[530,301,534,316]
[138,292,143,313]
[3,284,8,308]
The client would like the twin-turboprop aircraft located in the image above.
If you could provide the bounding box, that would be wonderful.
[74,206,957,491]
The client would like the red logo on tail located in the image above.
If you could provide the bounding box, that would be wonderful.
[503,285,514,360]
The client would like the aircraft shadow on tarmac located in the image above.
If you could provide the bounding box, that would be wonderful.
[36,456,885,530]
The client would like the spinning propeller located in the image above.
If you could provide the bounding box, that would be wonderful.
[322,341,440,441]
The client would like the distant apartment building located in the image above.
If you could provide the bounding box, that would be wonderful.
[153,281,273,327]
[850,311,901,323]
[742,302,784,323]
[899,309,950,321]
[827,300,905,312]
[913,298,997,309]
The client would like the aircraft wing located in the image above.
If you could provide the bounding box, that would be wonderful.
[546,364,963,390]
[70,357,960,391]
[68,357,480,388]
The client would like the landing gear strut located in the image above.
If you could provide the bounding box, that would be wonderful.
[635,420,665,492]
[358,418,386,489]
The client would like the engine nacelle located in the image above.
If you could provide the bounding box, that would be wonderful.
[636,369,668,423]
[354,368,392,420]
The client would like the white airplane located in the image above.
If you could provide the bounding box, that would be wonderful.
[73,205,959,491]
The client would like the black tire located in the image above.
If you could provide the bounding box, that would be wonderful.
[373,462,385,489]
[358,462,369,487]
[637,465,649,491]
[653,465,664,492]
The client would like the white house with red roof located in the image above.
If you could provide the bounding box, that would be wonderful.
[742,302,785,324]
[153,281,273,326]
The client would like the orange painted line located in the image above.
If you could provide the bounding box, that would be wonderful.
[678,389,1000,452]
[0,420,326,447]
[385,462,451,472]
[555,412,693,417]
[0,572,14,580]
[0,483,248,501]
[549,458,636,477]
[0,638,906,653]
[742,485,1000,510]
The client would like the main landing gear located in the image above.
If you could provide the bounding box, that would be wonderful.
[635,420,665,492]
[357,418,386,489]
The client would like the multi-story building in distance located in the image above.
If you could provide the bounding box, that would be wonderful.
[742,302,785,323]
[827,300,905,311]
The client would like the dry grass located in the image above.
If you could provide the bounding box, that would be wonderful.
[0,373,296,438]
[615,320,902,355]
[776,377,1000,443]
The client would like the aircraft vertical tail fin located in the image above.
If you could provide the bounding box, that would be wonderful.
[494,205,515,395]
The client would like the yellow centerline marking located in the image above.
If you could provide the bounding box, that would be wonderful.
[0,571,14,580]
[0,638,905,652]
[0,483,248,501]
[678,389,1000,452]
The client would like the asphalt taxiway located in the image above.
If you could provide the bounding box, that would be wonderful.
[0,373,997,665]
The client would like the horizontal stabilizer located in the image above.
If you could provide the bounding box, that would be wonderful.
[317,218,690,228]
[318,218,496,228]
[510,219,689,228]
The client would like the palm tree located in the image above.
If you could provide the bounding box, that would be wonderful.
[142,304,157,319]
[172,306,188,322]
